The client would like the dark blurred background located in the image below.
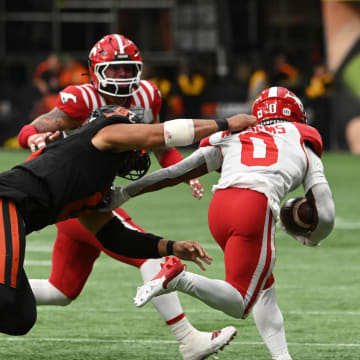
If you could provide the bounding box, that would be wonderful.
[0,0,359,152]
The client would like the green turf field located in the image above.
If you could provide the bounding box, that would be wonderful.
[0,149,359,359]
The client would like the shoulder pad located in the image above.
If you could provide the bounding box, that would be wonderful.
[293,123,323,157]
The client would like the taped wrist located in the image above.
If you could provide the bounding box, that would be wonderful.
[96,217,163,258]
[164,119,194,146]
[17,124,38,149]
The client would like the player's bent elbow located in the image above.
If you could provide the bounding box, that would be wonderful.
[311,199,335,243]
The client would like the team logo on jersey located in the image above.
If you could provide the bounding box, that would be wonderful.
[60,92,77,104]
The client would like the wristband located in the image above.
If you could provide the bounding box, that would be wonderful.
[215,118,229,131]
[166,240,175,255]
[17,124,39,149]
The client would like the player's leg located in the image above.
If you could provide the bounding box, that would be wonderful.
[212,189,292,359]
[0,199,37,335]
[111,208,237,360]
[252,277,293,360]
[30,218,101,305]
[135,189,275,318]
[174,189,273,316]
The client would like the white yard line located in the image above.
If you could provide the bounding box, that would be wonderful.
[0,337,359,347]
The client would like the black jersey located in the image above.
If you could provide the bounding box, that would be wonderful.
[0,111,134,234]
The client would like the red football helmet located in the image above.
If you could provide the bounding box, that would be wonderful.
[252,87,307,124]
[88,34,143,97]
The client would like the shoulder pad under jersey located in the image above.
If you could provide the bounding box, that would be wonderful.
[293,123,323,157]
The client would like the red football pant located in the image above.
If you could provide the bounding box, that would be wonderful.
[208,188,275,317]
[49,208,147,300]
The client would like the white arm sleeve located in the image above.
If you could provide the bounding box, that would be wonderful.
[200,146,223,172]
[123,147,216,198]
[303,145,335,244]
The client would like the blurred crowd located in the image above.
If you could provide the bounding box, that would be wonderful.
[0,48,336,151]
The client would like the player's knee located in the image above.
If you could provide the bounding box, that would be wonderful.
[8,310,37,335]
[0,298,37,335]
[56,295,72,306]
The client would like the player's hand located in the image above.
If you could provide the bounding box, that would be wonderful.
[226,114,257,132]
[189,178,204,199]
[27,131,61,152]
[173,241,212,271]
[280,222,318,247]
[294,235,319,247]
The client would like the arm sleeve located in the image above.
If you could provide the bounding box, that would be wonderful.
[125,147,219,197]
[96,217,162,258]
[303,145,335,243]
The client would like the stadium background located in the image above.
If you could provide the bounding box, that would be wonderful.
[0,0,359,151]
[0,1,359,359]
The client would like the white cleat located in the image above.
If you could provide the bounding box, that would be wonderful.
[180,326,238,360]
[134,277,167,307]
[134,256,186,307]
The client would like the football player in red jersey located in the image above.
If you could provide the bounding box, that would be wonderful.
[16,34,234,359]
[103,87,336,360]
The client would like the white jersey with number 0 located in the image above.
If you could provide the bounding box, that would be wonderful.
[200,122,323,218]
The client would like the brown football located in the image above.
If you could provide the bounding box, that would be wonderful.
[280,197,316,235]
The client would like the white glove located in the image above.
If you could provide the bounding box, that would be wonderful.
[97,186,131,212]
[293,235,319,247]
[280,221,319,247]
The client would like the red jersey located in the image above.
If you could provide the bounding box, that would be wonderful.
[55,80,162,125]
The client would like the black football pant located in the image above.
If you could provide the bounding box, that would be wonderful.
[0,199,36,335]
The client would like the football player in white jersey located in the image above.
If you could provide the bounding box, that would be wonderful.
[17,34,237,360]
[101,86,335,360]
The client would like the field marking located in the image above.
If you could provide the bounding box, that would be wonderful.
[0,337,359,348]
[34,307,360,316]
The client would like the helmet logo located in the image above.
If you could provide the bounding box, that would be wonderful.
[285,92,304,112]
[283,108,291,116]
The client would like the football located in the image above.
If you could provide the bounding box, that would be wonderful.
[280,197,316,235]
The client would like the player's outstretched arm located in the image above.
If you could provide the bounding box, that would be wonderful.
[79,211,212,270]
[18,107,78,151]
[92,114,256,152]
[97,147,222,211]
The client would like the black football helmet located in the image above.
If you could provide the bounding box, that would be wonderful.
[89,105,151,180]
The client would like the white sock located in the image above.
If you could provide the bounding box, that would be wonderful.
[175,271,244,318]
[29,279,71,306]
[140,259,185,322]
[168,317,198,343]
[252,285,292,360]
